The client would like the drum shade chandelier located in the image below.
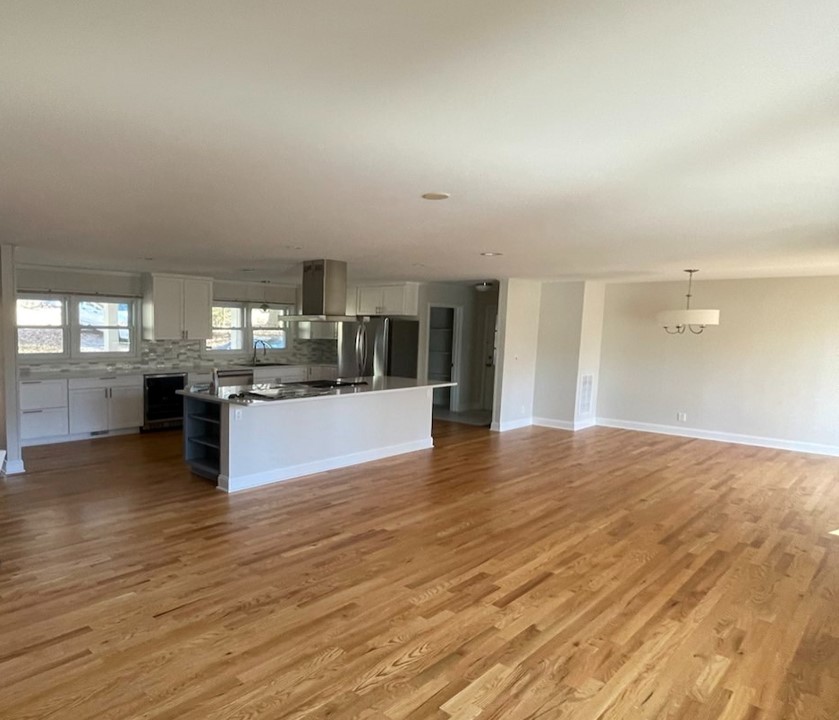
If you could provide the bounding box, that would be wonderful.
[657,269,720,335]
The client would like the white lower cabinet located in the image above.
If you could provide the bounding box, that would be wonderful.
[69,387,109,434]
[253,365,308,384]
[68,376,144,434]
[307,366,339,381]
[21,408,69,440]
[109,386,144,429]
[19,379,69,441]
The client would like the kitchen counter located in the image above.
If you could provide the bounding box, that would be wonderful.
[177,375,450,405]
[178,376,455,492]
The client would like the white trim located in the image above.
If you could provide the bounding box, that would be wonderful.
[595,418,839,458]
[490,417,533,432]
[218,438,434,493]
[532,417,596,432]
[21,427,140,447]
[4,459,25,474]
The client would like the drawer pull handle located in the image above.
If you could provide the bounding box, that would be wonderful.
[22,410,44,414]
[21,381,42,385]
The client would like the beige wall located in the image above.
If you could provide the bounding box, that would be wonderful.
[598,276,839,452]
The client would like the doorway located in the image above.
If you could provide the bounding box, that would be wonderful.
[428,305,459,410]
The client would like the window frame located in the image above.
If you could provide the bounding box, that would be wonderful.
[15,293,141,362]
[206,301,247,354]
[203,301,296,357]
[71,295,139,360]
[15,293,70,360]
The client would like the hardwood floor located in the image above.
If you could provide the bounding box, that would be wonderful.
[2,423,839,719]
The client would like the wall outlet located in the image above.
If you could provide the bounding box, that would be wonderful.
[234,409,243,421]
[676,412,687,423]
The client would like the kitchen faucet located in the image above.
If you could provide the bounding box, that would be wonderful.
[252,339,270,364]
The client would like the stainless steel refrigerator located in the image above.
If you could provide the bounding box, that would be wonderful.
[338,317,419,379]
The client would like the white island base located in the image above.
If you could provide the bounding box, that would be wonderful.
[180,378,446,492]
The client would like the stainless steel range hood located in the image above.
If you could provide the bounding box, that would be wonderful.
[283,259,360,322]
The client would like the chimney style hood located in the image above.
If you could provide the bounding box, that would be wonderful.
[283,259,360,322]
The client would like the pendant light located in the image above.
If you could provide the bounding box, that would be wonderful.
[657,269,720,335]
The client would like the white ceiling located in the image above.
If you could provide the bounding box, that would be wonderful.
[1,1,838,284]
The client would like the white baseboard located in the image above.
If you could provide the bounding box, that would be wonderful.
[490,417,533,432]
[533,417,596,432]
[596,418,839,458]
[4,458,25,474]
[219,438,434,493]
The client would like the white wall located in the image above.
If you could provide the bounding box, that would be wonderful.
[493,279,542,431]
[533,282,585,425]
[598,276,839,453]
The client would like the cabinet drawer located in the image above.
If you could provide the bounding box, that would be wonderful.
[69,375,143,390]
[20,407,69,439]
[19,380,68,410]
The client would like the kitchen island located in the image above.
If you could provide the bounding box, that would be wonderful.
[177,377,455,492]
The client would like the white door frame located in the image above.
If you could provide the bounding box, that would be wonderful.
[427,303,462,411]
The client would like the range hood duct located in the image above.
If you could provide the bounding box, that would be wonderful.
[283,259,360,322]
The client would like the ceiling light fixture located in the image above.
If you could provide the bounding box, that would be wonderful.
[657,269,720,335]
[480,252,503,257]
[474,281,493,292]
[422,192,450,200]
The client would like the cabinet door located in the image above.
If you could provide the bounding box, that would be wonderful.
[381,285,406,315]
[182,277,213,340]
[21,408,69,440]
[357,286,383,315]
[69,388,109,434]
[109,386,144,430]
[152,276,184,340]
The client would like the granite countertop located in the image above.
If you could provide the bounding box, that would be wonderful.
[177,376,456,406]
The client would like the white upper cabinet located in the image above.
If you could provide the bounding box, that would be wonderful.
[182,277,213,340]
[143,274,213,341]
[356,283,419,316]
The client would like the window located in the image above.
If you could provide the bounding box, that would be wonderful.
[76,299,134,354]
[16,297,67,356]
[205,302,295,353]
[16,294,139,359]
[208,304,245,352]
[250,305,289,349]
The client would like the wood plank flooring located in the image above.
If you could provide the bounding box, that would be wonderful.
[2,423,839,719]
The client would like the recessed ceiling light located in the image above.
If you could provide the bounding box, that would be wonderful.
[422,192,450,200]
[480,252,503,257]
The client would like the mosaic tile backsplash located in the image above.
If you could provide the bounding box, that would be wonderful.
[19,338,338,374]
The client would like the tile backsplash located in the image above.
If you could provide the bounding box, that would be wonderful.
[19,338,338,374]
